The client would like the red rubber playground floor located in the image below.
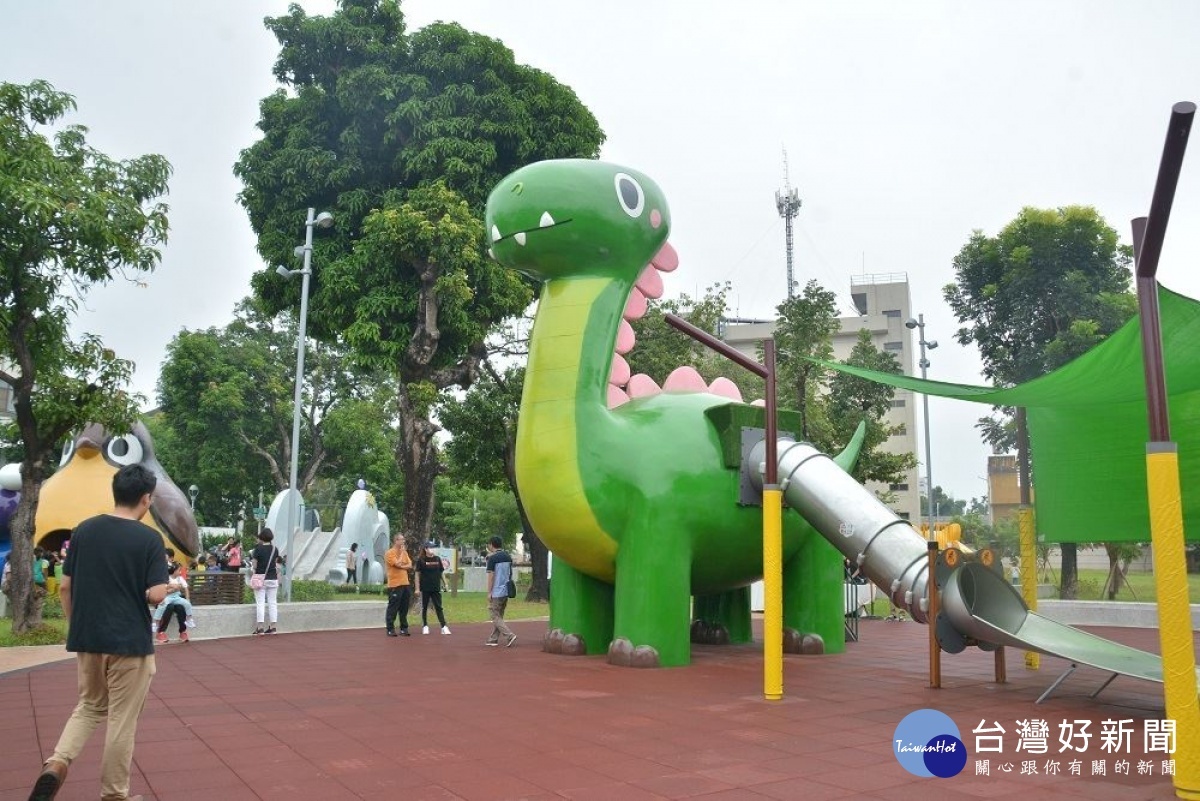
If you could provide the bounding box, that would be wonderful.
[0,618,1191,800]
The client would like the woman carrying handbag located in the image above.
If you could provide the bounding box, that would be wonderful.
[250,530,283,635]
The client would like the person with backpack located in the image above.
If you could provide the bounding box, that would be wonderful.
[484,536,516,648]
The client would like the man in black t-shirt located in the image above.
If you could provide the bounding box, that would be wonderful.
[29,464,170,801]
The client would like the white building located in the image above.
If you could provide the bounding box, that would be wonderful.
[0,360,13,423]
[721,273,920,522]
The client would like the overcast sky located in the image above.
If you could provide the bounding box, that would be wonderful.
[5,1,1200,504]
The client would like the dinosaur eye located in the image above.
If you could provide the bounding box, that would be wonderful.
[59,438,75,467]
[614,173,644,218]
[105,434,144,467]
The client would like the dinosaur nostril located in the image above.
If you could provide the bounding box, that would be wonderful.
[511,182,524,195]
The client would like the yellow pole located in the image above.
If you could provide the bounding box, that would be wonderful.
[763,486,783,701]
[1146,446,1200,799]
[1018,507,1039,671]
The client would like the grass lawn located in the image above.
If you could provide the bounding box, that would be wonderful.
[0,618,67,647]
[330,590,549,624]
[863,566,1200,617]
[1069,567,1200,603]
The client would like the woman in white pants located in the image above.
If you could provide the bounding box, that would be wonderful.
[250,529,283,635]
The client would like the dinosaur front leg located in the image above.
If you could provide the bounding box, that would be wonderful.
[609,530,692,668]
[545,554,613,656]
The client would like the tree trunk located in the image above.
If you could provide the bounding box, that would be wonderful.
[502,433,547,602]
[1103,543,1124,600]
[9,468,46,634]
[518,499,548,602]
[395,383,439,545]
[1060,544,1079,600]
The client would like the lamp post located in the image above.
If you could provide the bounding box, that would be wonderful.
[188,484,198,511]
[277,207,333,601]
[905,314,938,529]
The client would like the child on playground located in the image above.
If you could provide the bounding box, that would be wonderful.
[151,562,195,633]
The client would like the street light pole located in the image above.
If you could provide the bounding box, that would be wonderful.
[279,207,333,602]
[905,314,938,530]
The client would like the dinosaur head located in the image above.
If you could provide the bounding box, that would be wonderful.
[486,159,670,282]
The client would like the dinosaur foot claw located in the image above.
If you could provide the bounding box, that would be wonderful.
[689,620,730,645]
[543,628,587,656]
[783,627,825,655]
[607,637,660,668]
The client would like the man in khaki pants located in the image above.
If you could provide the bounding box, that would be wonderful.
[29,464,171,801]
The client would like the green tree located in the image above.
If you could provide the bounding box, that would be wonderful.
[772,280,840,442]
[826,329,916,488]
[944,205,1135,598]
[156,298,398,528]
[433,480,521,554]
[627,282,763,400]
[235,0,604,546]
[918,485,968,518]
[975,409,1017,454]
[0,80,170,632]
[438,361,551,601]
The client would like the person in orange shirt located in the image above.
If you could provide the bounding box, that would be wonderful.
[384,534,413,637]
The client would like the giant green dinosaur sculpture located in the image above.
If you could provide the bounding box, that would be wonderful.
[486,159,849,667]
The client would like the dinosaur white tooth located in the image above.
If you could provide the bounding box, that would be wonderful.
[514,231,527,246]
[539,211,555,228]
[488,248,495,260]
[491,224,502,243]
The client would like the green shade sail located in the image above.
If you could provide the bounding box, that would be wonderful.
[817,284,1200,543]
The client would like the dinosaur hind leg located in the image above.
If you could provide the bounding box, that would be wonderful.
[692,586,752,645]
[545,554,613,656]
[782,528,845,655]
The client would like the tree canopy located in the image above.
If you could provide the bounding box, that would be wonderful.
[943,204,1136,596]
[627,282,763,400]
[944,205,1135,385]
[155,298,400,528]
[0,79,170,632]
[827,328,916,487]
[771,281,841,443]
[235,0,605,545]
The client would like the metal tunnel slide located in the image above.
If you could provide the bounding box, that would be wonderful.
[748,438,1195,686]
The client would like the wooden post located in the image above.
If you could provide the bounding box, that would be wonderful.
[994,646,1007,684]
[927,541,941,689]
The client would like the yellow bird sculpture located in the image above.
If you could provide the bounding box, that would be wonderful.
[36,421,200,559]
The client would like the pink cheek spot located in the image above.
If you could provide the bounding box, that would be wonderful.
[650,209,662,229]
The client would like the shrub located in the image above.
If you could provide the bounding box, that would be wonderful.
[291,580,335,601]
[334,583,387,595]
[42,597,64,619]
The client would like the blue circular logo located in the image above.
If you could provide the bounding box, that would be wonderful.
[892,709,966,778]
